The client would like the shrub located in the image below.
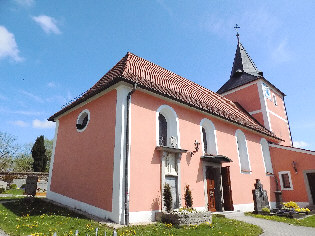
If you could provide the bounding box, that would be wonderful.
[261,207,270,213]
[0,188,4,194]
[163,184,173,213]
[184,185,193,208]
[10,184,17,189]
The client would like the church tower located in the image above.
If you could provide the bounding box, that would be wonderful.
[217,37,292,146]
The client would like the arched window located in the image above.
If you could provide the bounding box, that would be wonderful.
[235,129,251,173]
[200,119,218,155]
[156,105,180,148]
[260,138,273,174]
[159,113,167,146]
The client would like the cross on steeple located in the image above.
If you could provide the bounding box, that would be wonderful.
[234,24,240,42]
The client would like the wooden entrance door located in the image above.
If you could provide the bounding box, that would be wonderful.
[222,166,234,211]
[307,173,315,204]
[206,167,216,211]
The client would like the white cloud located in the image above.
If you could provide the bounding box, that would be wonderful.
[9,120,29,127]
[20,90,44,103]
[271,39,291,63]
[293,141,309,149]
[32,119,55,129]
[32,15,61,34]
[14,0,34,7]
[48,82,56,88]
[0,108,44,116]
[0,26,23,62]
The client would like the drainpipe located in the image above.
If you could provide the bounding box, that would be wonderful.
[125,83,137,225]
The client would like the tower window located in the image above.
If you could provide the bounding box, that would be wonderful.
[272,94,277,106]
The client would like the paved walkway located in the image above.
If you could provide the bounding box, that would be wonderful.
[224,212,315,236]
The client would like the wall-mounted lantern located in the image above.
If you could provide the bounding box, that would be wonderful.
[292,161,298,173]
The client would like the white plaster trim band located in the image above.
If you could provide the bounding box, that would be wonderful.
[249,110,262,115]
[129,210,160,223]
[47,120,59,193]
[219,80,259,96]
[268,110,288,123]
[269,143,315,156]
[47,191,113,221]
[233,203,254,212]
[112,85,132,224]
[295,202,310,208]
[257,80,271,131]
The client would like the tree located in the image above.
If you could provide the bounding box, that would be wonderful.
[163,183,173,212]
[13,143,33,172]
[184,185,193,208]
[0,131,19,171]
[44,138,53,171]
[31,136,47,172]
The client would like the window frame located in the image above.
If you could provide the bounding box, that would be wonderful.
[235,129,251,174]
[200,118,218,156]
[279,171,293,190]
[76,109,90,132]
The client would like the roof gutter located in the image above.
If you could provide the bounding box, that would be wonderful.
[124,83,137,225]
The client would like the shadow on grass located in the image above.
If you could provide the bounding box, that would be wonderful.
[2,197,88,219]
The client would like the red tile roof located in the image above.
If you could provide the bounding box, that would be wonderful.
[49,52,280,140]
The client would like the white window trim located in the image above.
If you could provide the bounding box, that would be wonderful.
[156,105,180,148]
[76,109,90,133]
[200,118,218,156]
[235,129,251,174]
[279,171,293,190]
[260,138,274,175]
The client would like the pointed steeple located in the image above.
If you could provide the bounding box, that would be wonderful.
[230,39,263,77]
[217,37,263,94]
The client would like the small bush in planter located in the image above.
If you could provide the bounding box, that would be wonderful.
[184,185,193,208]
[10,184,17,189]
[163,184,173,213]
[261,207,270,214]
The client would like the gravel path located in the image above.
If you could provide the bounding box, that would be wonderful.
[225,212,315,236]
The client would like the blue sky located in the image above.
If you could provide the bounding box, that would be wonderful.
[1,0,315,150]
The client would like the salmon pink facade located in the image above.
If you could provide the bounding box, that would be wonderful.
[47,39,315,224]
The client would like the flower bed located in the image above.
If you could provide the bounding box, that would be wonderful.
[156,210,212,226]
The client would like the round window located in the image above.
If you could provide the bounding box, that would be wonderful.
[76,109,90,132]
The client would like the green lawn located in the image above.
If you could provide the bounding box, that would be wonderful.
[3,189,24,195]
[0,198,263,235]
[245,212,315,228]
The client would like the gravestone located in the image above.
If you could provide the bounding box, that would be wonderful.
[0,180,7,190]
[252,179,269,213]
[37,180,47,192]
[26,176,38,196]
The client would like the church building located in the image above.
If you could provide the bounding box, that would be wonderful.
[46,37,315,224]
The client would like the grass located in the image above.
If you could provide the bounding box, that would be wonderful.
[3,189,24,195]
[0,198,263,235]
[245,212,315,228]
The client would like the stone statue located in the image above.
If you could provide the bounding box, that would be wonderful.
[252,179,269,213]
